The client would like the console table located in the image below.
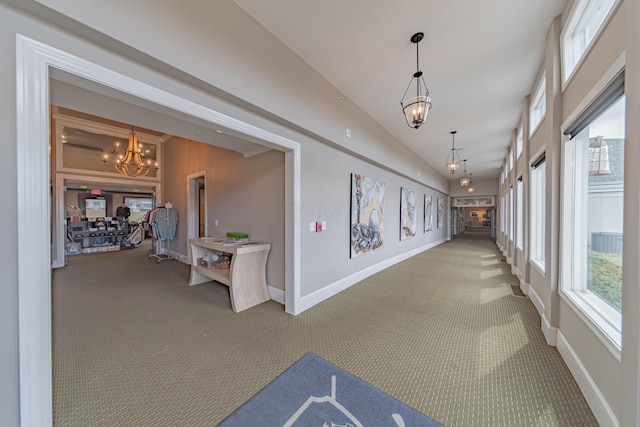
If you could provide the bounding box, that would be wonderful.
[189,237,271,312]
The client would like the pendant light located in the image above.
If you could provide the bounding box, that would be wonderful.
[459,159,470,187]
[400,32,432,129]
[445,131,463,174]
[467,174,475,193]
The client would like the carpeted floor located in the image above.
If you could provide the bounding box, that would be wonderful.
[52,239,598,426]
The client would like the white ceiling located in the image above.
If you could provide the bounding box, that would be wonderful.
[233,0,566,181]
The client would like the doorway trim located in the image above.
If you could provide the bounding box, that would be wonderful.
[16,34,301,426]
[187,171,207,251]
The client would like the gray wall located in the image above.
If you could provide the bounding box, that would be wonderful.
[0,2,450,423]
[300,139,447,296]
[163,137,286,290]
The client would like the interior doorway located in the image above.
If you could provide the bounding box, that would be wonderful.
[16,34,302,425]
[457,207,493,240]
[187,172,207,244]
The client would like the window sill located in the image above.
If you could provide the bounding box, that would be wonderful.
[560,289,621,360]
[531,258,545,276]
[529,114,546,139]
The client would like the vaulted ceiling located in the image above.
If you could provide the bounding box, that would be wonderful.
[233,0,566,181]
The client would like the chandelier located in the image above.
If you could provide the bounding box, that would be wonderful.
[445,131,463,174]
[102,126,158,177]
[400,32,432,129]
[459,159,470,187]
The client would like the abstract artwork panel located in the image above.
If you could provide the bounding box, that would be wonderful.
[400,187,416,240]
[437,196,444,229]
[351,173,385,258]
[424,195,433,232]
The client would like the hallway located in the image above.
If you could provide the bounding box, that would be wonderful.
[52,239,596,426]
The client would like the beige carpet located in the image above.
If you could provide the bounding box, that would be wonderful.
[52,240,598,426]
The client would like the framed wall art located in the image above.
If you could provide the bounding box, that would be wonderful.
[400,187,416,240]
[424,195,433,232]
[350,173,385,258]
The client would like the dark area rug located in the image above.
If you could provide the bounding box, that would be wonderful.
[219,352,443,426]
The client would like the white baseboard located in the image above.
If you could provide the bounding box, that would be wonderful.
[527,284,545,317]
[268,285,285,304]
[511,265,521,278]
[297,239,447,313]
[169,250,189,264]
[557,331,619,427]
[526,285,557,345]
[541,315,558,346]
[519,278,529,296]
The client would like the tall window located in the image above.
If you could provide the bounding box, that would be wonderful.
[530,155,546,271]
[509,186,514,241]
[516,176,524,251]
[516,126,523,159]
[561,0,619,83]
[509,148,514,172]
[561,73,624,347]
[530,75,546,137]
[501,193,506,235]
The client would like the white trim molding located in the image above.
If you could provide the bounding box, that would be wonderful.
[16,33,302,426]
[519,277,530,296]
[557,330,619,427]
[268,285,285,305]
[541,315,558,347]
[526,285,557,345]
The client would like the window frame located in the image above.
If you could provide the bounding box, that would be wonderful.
[516,126,523,159]
[509,148,514,171]
[529,74,547,138]
[508,185,514,242]
[559,58,625,353]
[530,154,546,274]
[560,0,622,88]
[516,176,524,251]
[561,131,622,351]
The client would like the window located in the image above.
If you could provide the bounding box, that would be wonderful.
[529,75,546,136]
[561,72,624,347]
[509,186,514,241]
[500,193,506,235]
[509,148,514,172]
[516,176,523,251]
[561,0,619,83]
[530,154,546,271]
[516,127,523,159]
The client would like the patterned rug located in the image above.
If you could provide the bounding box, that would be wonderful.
[219,353,443,426]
